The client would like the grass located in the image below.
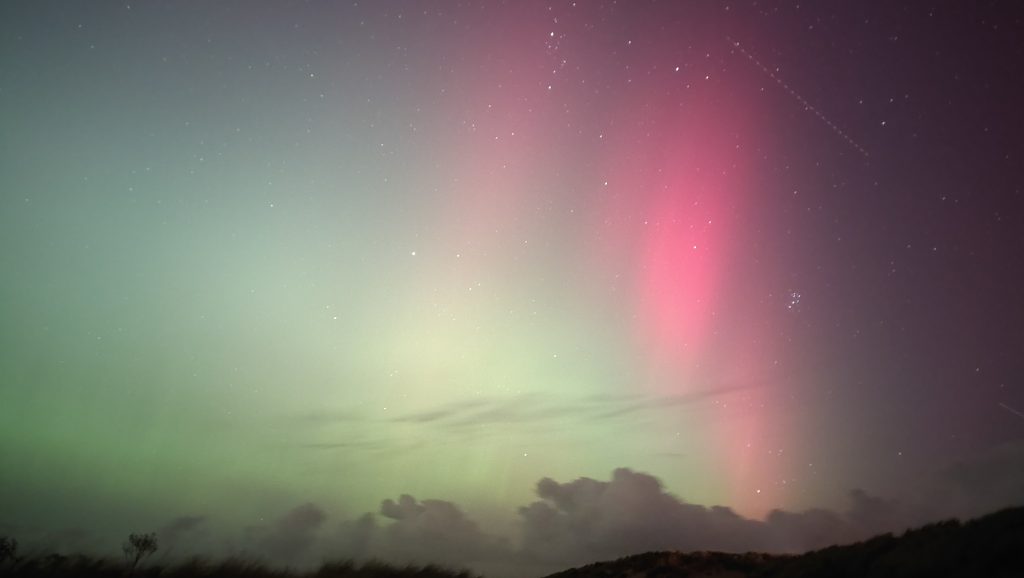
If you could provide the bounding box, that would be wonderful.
[0,555,481,578]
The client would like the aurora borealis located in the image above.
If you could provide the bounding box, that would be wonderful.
[1,1,1023,575]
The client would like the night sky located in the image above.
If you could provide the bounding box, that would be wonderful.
[1,1,1023,575]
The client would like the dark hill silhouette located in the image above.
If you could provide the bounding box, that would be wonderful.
[544,505,1024,578]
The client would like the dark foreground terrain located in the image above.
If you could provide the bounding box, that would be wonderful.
[546,505,1024,578]
[0,557,480,578]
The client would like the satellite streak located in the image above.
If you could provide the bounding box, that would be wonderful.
[999,402,1024,420]
[726,36,869,158]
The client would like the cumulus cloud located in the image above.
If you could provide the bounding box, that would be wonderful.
[252,503,327,563]
[21,441,1017,575]
[159,515,207,551]
[334,512,376,559]
[517,468,931,566]
[250,444,1024,573]
[519,468,765,563]
[375,494,508,565]
[320,495,512,571]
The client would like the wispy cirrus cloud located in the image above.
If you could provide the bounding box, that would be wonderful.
[294,385,752,430]
[293,386,753,456]
[391,386,754,428]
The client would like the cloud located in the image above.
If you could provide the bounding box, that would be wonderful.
[762,507,850,552]
[334,513,376,559]
[292,410,365,425]
[257,442,1024,572]
[515,467,959,566]
[511,447,1024,569]
[375,495,508,565]
[254,503,327,563]
[518,468,766,563]
[388,389,748,430]
[159,515,207,553]
[321,494,512,569]
[591,385,753,419]
[926,440,1024,520]
[294,389,747,438]
[845,489,908,536]
[178,479,902,573]
[391,399,493,423]
[294,390,751,464]
[14,441,1022,576]
[299,440,397,451]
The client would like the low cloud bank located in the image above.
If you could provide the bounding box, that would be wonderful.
[517,468,913,563]
[241,503,326,563]
[159,515,207,551]
[12,442,1024,575]
[374,495,508,565]
[325,441,1024,570]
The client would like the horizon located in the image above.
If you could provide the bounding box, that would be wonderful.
[2,491,1022,577]
[2,2,1023,577]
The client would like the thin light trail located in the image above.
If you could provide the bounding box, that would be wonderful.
[999,402,1024,420]
[726,36,869,158]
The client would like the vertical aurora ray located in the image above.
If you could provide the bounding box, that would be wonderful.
[362,4,799,514]
[567,23,793,513]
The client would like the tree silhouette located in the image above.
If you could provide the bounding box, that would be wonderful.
[122,532,158,570]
